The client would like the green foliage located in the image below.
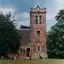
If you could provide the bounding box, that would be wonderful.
[47,20,64,58]
[0,12,20,58]
[47,9,64,58]
[55,9,64,21]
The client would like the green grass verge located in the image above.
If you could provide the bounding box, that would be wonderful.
[0,59,64,64]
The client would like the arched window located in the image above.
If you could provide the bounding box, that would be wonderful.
[21,49,22,52]
[37,31,40,36]
[37,31,40,41]
[37,46,40,52]
[39,15,42,24]
[23,49,25,52]
[21,48,25,52]
[35,15,38,24]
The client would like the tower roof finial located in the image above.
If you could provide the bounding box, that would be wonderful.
[35,3,41,8]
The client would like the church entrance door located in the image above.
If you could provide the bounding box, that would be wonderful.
[26,48,30,57]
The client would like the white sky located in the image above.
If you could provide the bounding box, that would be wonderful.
[0,0,64,31]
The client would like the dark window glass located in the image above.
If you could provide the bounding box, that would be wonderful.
[37,31,40,41]
[21,49,25,52]
[21,49,22,52]
[35,15,38,24]
[23,49,25,52]
[38,46,40,52]
[39,15,42,24]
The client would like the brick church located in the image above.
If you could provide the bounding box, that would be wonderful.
[10,4,47,59]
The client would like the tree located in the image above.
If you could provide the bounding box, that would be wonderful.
[0,12,20,58]
[55,9,64,21]
[47,20,64,58]
[47,9,64,58]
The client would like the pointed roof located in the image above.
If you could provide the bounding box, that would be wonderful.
[35,3,41,8]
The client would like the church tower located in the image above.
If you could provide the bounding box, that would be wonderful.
[30,4,47,58]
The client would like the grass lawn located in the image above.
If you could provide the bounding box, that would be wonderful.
[0,59,64,64]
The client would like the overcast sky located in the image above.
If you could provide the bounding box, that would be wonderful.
[0,0,64,31]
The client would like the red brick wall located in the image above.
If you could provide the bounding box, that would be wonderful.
[30,6,47,57]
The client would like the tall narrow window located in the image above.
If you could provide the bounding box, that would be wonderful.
[21,49,22,52]
[37,31,40,41]
[35,15,38,24]
[23,49,25,52]
[37,46,40,52]
[39,15,42,24]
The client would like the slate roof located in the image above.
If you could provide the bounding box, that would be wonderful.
[16,29,30,45]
